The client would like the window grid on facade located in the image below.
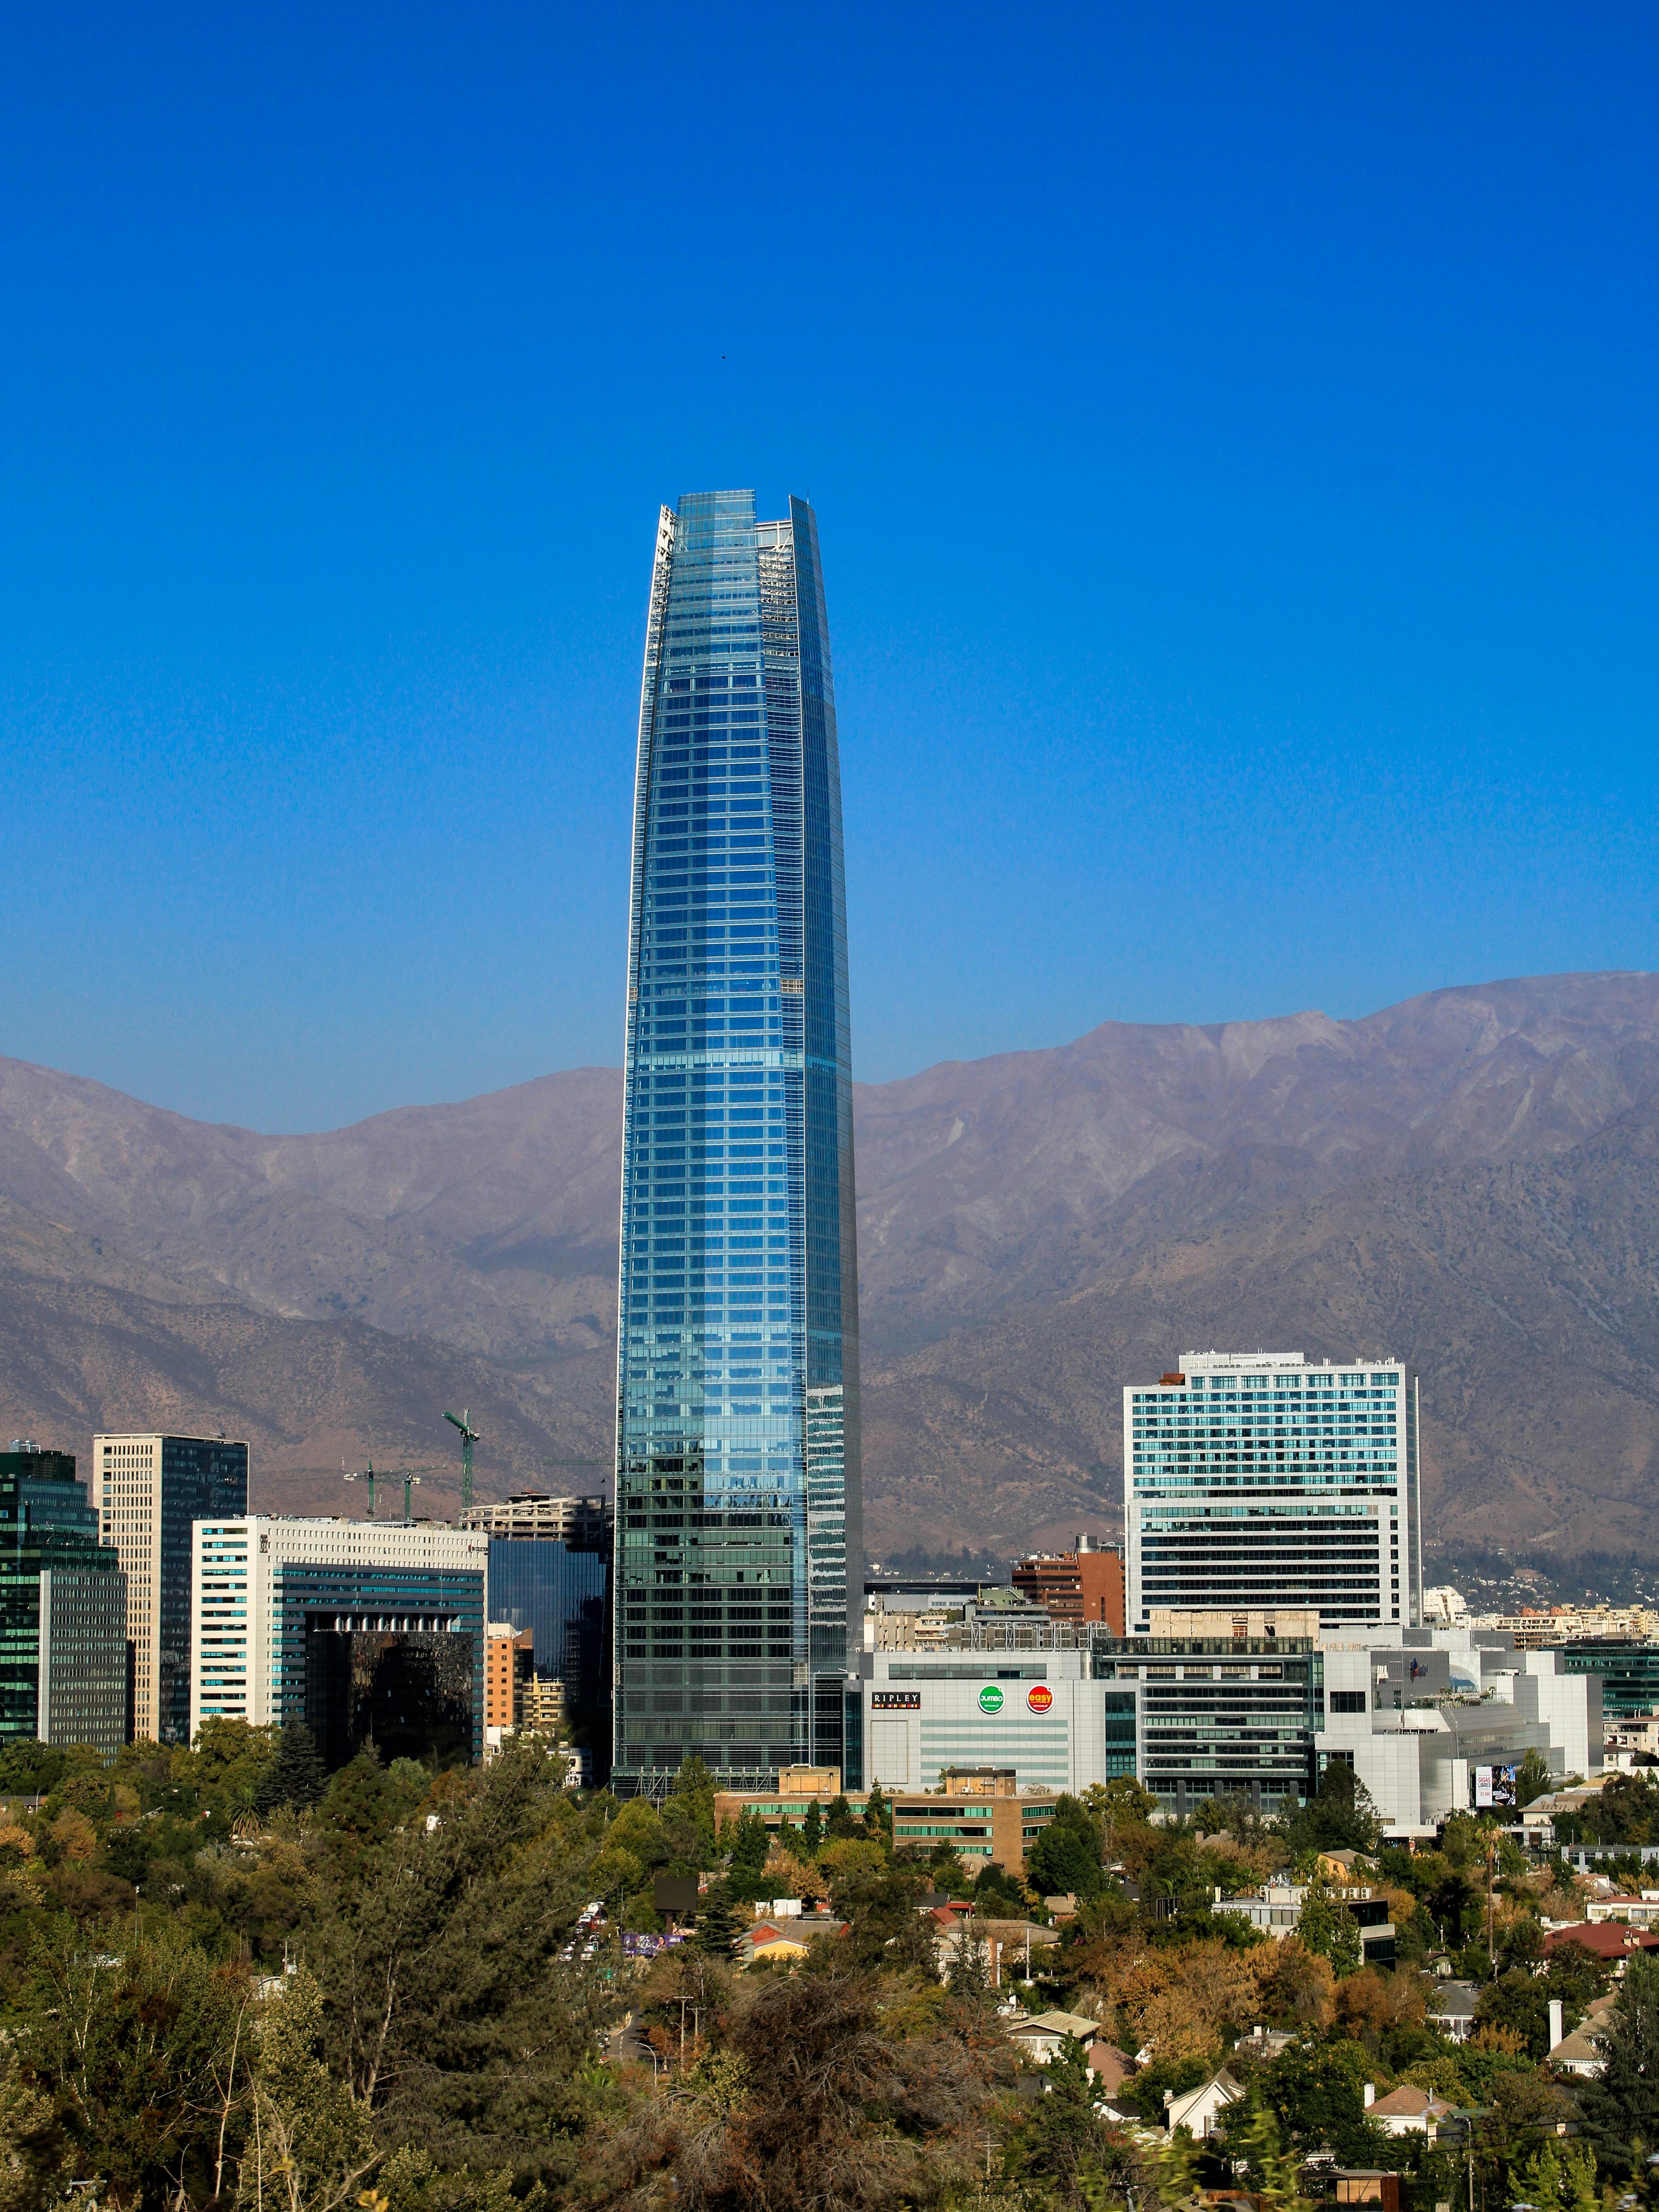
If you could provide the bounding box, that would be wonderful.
[614,491,859,1793]
[1122,1356,1419,1634]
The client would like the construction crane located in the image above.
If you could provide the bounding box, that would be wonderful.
[443,1410,480,1513]
[342,1458,379,1520]
[389,1464,436,1525]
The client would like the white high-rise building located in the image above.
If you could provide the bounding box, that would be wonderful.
[95,1432,248,1745]
[190,1516,489,1762]
[1123,1351,1421,1633]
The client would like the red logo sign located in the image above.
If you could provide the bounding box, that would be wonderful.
[1027,1684,1054,1713]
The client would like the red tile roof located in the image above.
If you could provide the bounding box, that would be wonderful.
[1546,1922,1659,1959]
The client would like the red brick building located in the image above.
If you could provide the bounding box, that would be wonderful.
[1013,1540,1125,1634]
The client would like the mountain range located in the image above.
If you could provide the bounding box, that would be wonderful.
[2,967,1656,1566]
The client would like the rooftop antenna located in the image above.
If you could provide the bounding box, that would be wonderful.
[444,1410,480,1513]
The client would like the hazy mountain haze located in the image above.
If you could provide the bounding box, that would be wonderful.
[1,968,1655,1560]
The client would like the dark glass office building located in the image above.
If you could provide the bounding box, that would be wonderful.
[0,1447,127,1758]
[487,1537,609,1762]
[1559,1641,1659,1722]
[613,489,861,1793]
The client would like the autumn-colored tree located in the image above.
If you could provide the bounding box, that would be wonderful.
[1251,1937,1336,2034]
[1113,1938,1264,2063]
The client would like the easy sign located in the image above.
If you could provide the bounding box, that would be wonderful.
[1027,1684,1054,1712]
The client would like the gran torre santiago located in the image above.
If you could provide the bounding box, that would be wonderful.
[611,491,861,1795]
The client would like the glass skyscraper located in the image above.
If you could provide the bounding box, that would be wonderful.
[613,489,861,1795]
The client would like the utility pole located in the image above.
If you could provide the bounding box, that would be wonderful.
[443,1410,480,1514]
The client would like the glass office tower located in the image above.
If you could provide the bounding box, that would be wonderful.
[613,489,861,1795]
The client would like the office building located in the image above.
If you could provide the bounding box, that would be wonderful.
[1318,1622,1602,1835]
[485,1538,607,1703]
[864,1586,1055,1651]
[863,1642,1092,1795]
[1013,1541,1125,1634]
[856,1606,1322,1813]
[613,489,860,1792]
[1557,1641,1659,1720]
[0,1446,127,1758]
[711,1766,1063,1876]
[96,1432,247,1744]
[1477,1607,1659,1649]
[190,1517,487,1767]
[1090,1613,1324,1815]
[462,1493,612,1549]
[1123,1352,1420,1632]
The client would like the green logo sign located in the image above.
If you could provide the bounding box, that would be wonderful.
[978,1684,1005,1713]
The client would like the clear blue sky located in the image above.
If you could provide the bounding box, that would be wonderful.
[1,4,1653,1130]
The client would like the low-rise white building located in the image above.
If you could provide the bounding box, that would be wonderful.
[1316,1622,1601,1836]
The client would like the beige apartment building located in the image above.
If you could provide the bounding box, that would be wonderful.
[95,1432,248,1745]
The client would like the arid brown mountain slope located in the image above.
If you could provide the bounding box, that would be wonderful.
[0,969,1655,1561]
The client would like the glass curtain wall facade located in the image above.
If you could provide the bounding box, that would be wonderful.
[1124,1352,1419,1633]
[0,1448,127,1757]
[613,489,860,1794]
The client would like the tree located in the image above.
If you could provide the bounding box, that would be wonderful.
[1515,1747,1553,1809]
[800,1798,824,1856]
[1296,1876,1362,1977]
[695,1886,738,1958]
[0,1741,81,1800]
[944,1917,996,2005]
[1577,1952,1659,2181]
[317,1743,402,1850]
[12,1920,255,2203]
[256,1720,326,1814]
[825,1791,861,1839]
[1025,1796,1105,1900]
[582,1955,1006,2207]
[1473,1970,1551,2058]
[245,1966,377,2212]
[1225,2100,1316,2212]
[1003,2034,1129,2206]
[1250,2035,1394,2166]
[863,1780,892,1840]
[307,1740,609,2191]
[1286,1763,1382,1855]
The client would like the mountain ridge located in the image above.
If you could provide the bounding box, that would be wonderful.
[1,966,1655,1562]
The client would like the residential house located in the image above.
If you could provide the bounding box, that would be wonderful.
[1549,1997,1613,2078]
[1584,1891,1659,1929]
[1427,1981,1480,2042]
[1087,2043,1139,2100]
[1216,1883,1396,1964]
[1545,1922,1659,1971]
[1005,2010,1102,2066]
[1165,2070,1241,2139]
[1365,2085,1453,2138]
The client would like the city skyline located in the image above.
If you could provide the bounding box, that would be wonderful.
[612,491,860,1792]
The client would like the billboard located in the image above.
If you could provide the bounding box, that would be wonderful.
[1474,1763,1519,1810]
